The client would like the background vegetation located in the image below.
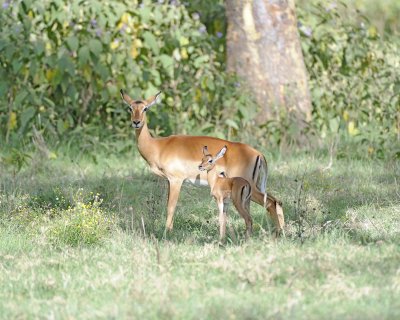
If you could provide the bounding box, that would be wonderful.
[0,0,399,157]
[0,0,255,147]
[0,0,399,318]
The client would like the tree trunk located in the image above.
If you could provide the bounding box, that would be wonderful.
[226,0,311,125]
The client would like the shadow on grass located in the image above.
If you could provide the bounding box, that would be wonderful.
[272,162,399,218]
[1,156,398,245]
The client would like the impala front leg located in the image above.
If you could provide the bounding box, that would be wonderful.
[166,179,183,231]
[218,200,227,241]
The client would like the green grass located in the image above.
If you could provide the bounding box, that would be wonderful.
[0,149,399,319]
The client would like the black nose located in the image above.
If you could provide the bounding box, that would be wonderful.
[133,121,140,126]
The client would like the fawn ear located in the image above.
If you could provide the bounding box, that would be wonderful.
[214,145,227,161]
[202,146,209,156]
[218,171,227,178]
[145,91,161,108]
[120,89,134,105]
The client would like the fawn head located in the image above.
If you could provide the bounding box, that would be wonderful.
[120,90,161,129]
[198,145,227,171]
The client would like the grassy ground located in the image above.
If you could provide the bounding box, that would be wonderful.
[0,148,399,319]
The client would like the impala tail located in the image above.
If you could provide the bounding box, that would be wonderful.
[253,155,268,207]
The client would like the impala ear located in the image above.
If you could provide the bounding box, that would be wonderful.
[145,91,161,108]
[120,89,134,106]
[214,145,227,161]
[202,146,209,156]
[218,171,227,178]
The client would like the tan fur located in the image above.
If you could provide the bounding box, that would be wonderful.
[121,90,284,234]
[199,146,253,240]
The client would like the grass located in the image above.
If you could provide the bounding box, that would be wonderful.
[0,147,399,319]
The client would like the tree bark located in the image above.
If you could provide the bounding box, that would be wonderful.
[226,0,311,124]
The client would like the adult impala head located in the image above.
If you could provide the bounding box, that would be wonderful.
[120,89,161,129]
[198,145,227,171]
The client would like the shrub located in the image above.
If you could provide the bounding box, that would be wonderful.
[47,195,115,246]
[3,187,115,246]
[0,0,255,146]
[1,0,398,158]
[297,1,400,158]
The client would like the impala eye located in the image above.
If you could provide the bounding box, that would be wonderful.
[127,106,132,113]
[208,159,213,163]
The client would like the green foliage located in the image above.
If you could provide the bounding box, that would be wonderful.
[1,148,31,173]
[47,193,114,246]
[5,188,115,247]
[1,0,399,159]
[185,0,226,57]
[296,1,400,158]
[298,0,400,37]
[0,0,254,144]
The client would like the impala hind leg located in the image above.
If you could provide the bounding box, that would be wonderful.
[166,179,183,231]
[251,190,284,235]
[233,199,253,239]
[267,194,285,237]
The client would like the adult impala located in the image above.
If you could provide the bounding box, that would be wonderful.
[120,90,284,234]
[199,145,253,240]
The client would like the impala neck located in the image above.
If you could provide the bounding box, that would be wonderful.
[206,166,219,190]
[135,119,152,142]
[135,117,156,162]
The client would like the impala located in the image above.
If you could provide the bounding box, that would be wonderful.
[120,90,284,234]
[199,145,252,240]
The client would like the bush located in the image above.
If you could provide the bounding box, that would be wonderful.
[47,194,115,246]
[0,0,255,145]
[1,0,398,158]
[3,187,115,246]
[297,1,400,158]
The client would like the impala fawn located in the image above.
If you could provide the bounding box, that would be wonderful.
[198,145,253,240]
